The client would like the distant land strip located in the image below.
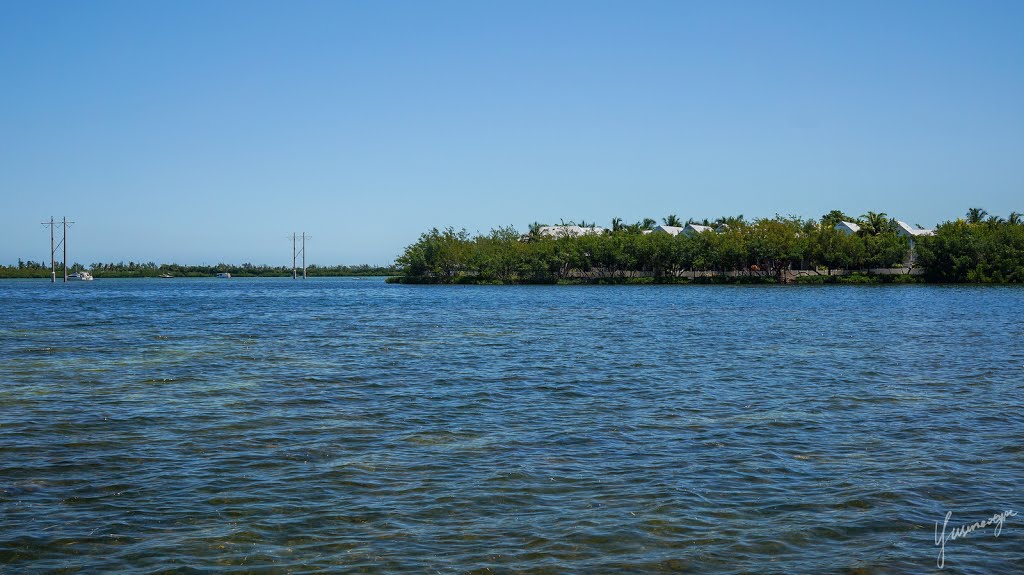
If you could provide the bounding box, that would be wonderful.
[0,262,397,279]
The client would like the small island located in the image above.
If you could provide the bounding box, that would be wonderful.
[389,208,1024,284]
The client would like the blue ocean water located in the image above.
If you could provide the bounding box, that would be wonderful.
[1,278,1022,574]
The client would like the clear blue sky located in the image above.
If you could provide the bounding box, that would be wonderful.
[2,0,1022,266]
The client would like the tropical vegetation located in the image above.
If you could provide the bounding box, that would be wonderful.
[917,211,1024,282]
[392,209,1024,284]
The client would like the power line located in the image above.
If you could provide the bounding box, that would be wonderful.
[62,217,73,282]
[289,233,311,279]
[40,216,74,283]
[302,233,309,279]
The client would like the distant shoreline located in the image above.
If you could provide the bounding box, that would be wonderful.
[0,273,392,280]
[0,263,397,280]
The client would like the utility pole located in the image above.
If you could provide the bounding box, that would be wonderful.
[42,216,55,282]
[302,232,308,279]
[62,217,68,282]
[290,233,310,279]
[42,216,74,283]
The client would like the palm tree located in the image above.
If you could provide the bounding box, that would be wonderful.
[859,211,889,235]
[820,210,852,228]
[986,215,1005,226]
[1009,212,1023,225]
[611,217,623,232]
[715,215,745,228]
[663,214,683,227]
[640,218,657,231]
[966,208,988,224]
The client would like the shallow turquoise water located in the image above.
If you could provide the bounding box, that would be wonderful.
[1,278,1022,574]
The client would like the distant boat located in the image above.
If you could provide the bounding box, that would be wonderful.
[158,273,174,278]
[68,271,94,281]
[216,272,232,278]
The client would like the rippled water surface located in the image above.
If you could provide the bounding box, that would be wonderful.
[1,278,1022,574]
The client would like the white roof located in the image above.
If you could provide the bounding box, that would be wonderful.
[653,225,684,236]
[895,220,935,237]
[683,223,713,235]
[834,221,861,234]
[538,225,606,238]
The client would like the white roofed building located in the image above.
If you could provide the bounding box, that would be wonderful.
[538,225,606,238]
[682,223,714,237]
[894,221,935,238]
[652,225,684,236]
[834,221,861,235]
[894,220,935,266]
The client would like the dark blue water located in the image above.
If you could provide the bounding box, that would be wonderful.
[1,278,1022,574]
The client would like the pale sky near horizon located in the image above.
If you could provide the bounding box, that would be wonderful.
[2,0,1022,266]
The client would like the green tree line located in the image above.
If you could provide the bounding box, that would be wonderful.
[394,209,1024,284]
[917,210,1024,282]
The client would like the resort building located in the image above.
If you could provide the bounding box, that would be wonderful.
[682,223,714,237]
[538,225,606,238]
[834,221,861,235]
[894,221,935,239]
[895,220,935,265]
[652,225,684,236]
